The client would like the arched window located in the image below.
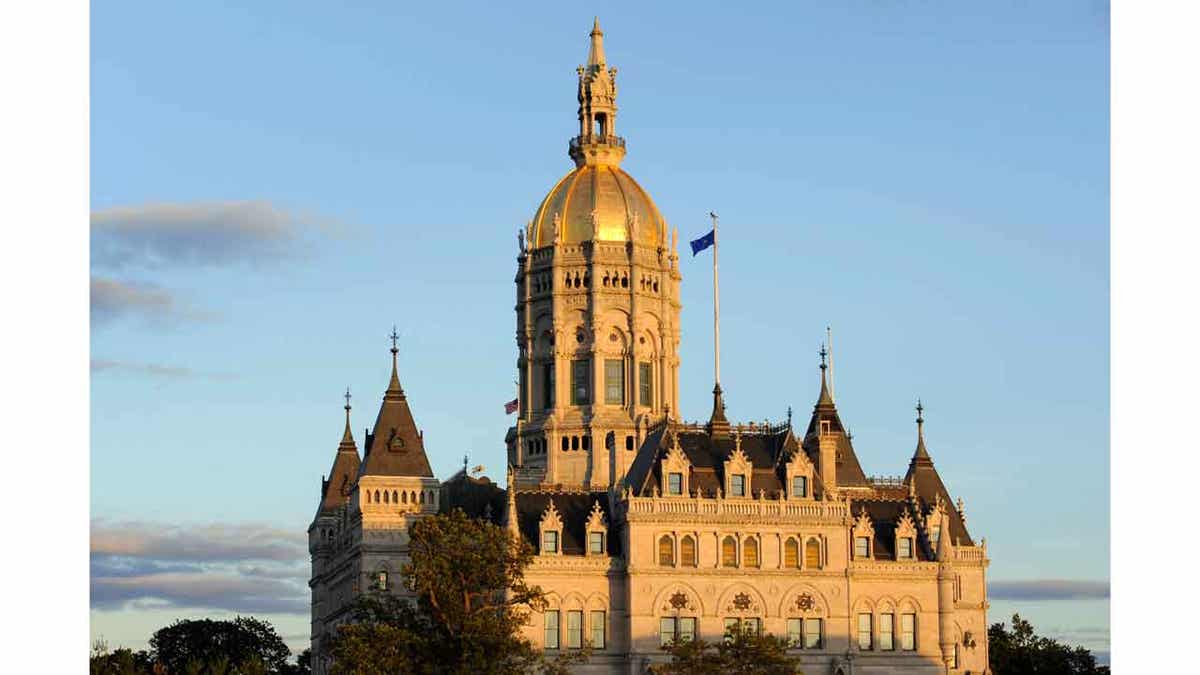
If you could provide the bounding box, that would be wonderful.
[805,538,822,569]
[658,535,675,566]
[784,538,800,568]
[383,491,389,504]
[743,537,759,568]
[722,536,738,567]
[374,490,381,503]
[392,490,398,504]
[401,491,407,504]
[410,491,417,504]
[419,491,425,504]
[680,535,697,567]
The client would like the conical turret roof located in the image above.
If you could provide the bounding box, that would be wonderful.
[316,391,361,516]
[359,341,434,478]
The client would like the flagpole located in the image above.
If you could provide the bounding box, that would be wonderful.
[710,212,720,388]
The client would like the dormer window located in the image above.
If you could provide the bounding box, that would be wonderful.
[589,531,604,554]
[539,500,564,556]
[543,531,559,554]
[792,475,808,498]
[667,472,683,495]
[854,536,871,559]
[730,474,746,497]
[898,538,913,559]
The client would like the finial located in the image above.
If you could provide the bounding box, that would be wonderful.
[340,387,354,445]
[587,17,606,66]
[390,325,400,356]
[787,405,793,426]
[385,326,404,397]
[819,343,828,370]
[846,428,854,441]
[916,399,924,425]
[463,454,469,473]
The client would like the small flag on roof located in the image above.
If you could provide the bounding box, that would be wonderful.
[690,229,715,256]
[504,398,519,415]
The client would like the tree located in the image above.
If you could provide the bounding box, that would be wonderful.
[90,639,156,675]
[651,625,803,675]
[989,613,1109,675]
[329,509,589,674]
[149,617,291,674]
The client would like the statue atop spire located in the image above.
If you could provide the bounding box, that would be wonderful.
[571,18,625,168]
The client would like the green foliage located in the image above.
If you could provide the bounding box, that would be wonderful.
[329,509,590,675]
[989,613,1109,675]
[148,616,291,674]
[90,639,155,675]
[651,625,803,675]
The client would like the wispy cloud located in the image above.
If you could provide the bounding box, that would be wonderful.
[91,359,235,381]
[90,275,212,326]
[91,200,334,270]
[988,579,1110,601]
[91,520,310,615]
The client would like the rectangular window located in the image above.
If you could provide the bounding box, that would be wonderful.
[590,610,605,649]
[542,530,558,554]
[566,610,583,649]
[792,475,807,498]
[543,363,555,408]
[855,536,870,559]
[880,613,894,651]
[730,474,745,497]
[723,618,739,641]
[571,359,591,405]
[639,362,652,406]
[604,359,624,404]
[741,618,761,635]
[930,526,941,552]
[858,613,873,650]
[589,531,604,554]
[898,537,913,559]
[900,613,916,651]
[678,617,696,643]
[544,610,559,649]
[660,618,676,647]
[787,618,802,647]
[668,472,683,495]
[804,618,823,649]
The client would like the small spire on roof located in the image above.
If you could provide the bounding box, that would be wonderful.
[913,399,930,460]
[386,326,404,398]
[816,343,834,406]
[341,387,354,445]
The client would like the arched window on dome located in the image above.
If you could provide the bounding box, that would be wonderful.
[383,491,389,504]
[680,535,697,567]
[658,535,674,567]
[805,538,822,569]
[722,536,738,567]
[401,491,407,504]
[784,537,800,568]
[392,490,399,504]
[743,537,759,568]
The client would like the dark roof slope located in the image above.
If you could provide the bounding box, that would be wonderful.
[629,424,795,497]
[315,414,361,517]
[440,470,506,525]
[514,491,621,557]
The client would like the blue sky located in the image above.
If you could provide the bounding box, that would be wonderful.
[90,0,1109,658]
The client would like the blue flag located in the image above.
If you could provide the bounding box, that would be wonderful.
[690,230,715,256]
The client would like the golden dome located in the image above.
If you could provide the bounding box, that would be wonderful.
[530,164,665,249]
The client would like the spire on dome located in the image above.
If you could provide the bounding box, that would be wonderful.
[587,17,606,66]
[571,18,624,167]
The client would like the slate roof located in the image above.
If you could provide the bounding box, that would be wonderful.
[627,424,799,497]
[315,412,361,518]
[440,470,507,525]
[514,491,621,557]
[359,356,434,478]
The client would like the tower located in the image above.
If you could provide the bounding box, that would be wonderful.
[510,19,682,489]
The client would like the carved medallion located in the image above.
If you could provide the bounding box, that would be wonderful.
[796,593,815,612]
[732,592,753,611]
[669,592,689,609]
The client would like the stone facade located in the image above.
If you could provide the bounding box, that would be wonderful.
[308,19,991,675]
